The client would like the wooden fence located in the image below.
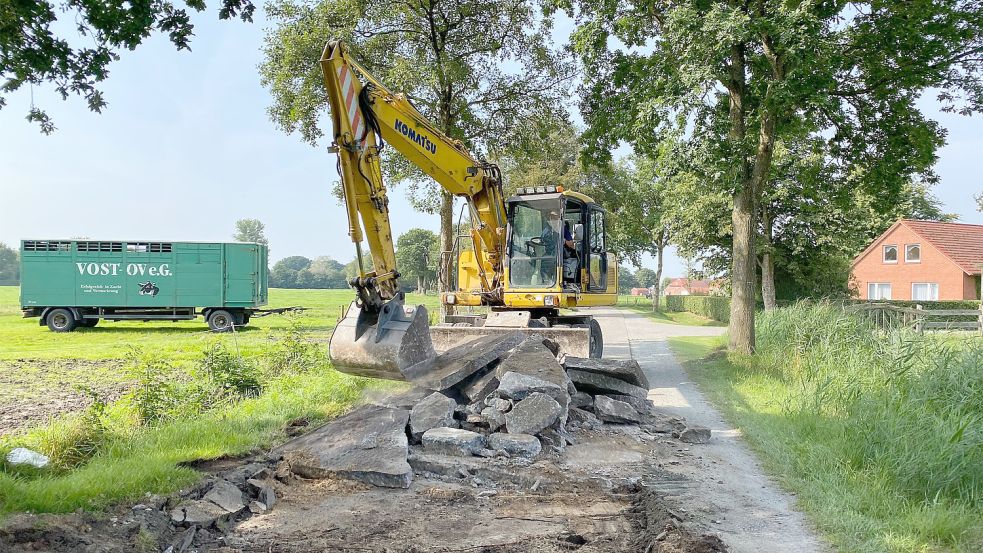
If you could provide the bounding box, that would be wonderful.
[847,302,983,334]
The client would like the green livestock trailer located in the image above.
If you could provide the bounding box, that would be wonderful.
[20,240,268,332]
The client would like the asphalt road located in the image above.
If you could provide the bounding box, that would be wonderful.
[591,307,827,553]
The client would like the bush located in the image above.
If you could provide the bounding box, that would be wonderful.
[200,343,263,398]
[665,295,731,322]
[125,349,186,425]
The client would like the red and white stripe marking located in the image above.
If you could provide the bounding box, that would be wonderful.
[337,64,366,149]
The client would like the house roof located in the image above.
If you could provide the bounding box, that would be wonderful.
[852,219,983,275]
[666,278,712,290]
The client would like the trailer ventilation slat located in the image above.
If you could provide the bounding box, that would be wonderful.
[23,240,71,251]
[126,242,173,253]
[78,242,123,252]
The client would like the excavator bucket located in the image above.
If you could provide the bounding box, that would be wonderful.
[328,298,437,381]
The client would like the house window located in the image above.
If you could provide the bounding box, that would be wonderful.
[882,245,898,263]
[868,282,892,300]
[912,283,939,301]
[905,244,921,263]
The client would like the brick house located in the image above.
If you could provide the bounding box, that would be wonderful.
[851,219,983,301]
[664,278,712,296]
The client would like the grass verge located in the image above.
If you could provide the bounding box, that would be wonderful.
[616,296,725,326]
[670,303,983,552]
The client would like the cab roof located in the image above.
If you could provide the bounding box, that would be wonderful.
[508,185,596,205]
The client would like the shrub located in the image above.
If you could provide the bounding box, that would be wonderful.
[263,317,328,377]
[124,348,187,425]
[665,295,731,322]
[200,342,263,398]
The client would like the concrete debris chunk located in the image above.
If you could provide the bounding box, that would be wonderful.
[567,407,600,427]
[562,356,650,389]
[259,485,277,509]
[485,397,512,412]
[203,480,246,514]
[409,392,458,441]
[248,501,267,514]
[479,406,506,431]
[170,500,229,528]
[605,393,656,415]
[537,427,568,452]
[487,432,542,458]
[594,395,643,424]
[571,391,593,409]
[456,369,500,403]
[496,338,570,396]
[405,331,525,391]
[496,371,565,404]
[422,427,487,456]
[276,404,413,489]
[567,369,649,399]
[505,392,562,435]
[679,425,712,444]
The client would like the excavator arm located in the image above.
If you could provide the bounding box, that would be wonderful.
[321,41,508,379]
[321,41,507,311]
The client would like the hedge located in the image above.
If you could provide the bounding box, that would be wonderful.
[664,295,731,323]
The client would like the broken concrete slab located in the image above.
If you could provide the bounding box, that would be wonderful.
[422,427,487,456]
[487,433,542,458]
[496,371,566,404]
[679,425,712,444]
[567,369,649,399]
[605,393,655,415]
[505,392,562,435]
[170,500,230,528]
[456,369,500,403]
[567,407,600,427]
[276,404,412,489]
[571,391,593,409]
[404,332,525,391]
[485,397,512,412]
[409,392,458,441]
[594,395,642,424]
[259,486,276,509]
[495,337,569,394]
[562,356,650,389]
[202,480,245,514]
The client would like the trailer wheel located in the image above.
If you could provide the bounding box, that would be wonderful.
[79,318,99,328]
[588,318,603,359]
[47,309,78,332]
[207,309,235,332]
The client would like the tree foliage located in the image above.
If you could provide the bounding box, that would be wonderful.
[1,0,255,133]
[566,0,983,351]
[395,228,439,293]
[0,242,19,285]
[233,219,269,246]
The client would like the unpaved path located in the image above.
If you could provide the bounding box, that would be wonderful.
[593,307,826,552]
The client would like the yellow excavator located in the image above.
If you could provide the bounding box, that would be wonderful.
[322,41,618,381]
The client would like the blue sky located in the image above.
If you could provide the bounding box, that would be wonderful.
[0,10,980,280]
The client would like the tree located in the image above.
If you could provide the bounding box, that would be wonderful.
[233,219,268,246]
[617,266,638,294]
[977,193,983,212]
[568,0,983,352]
[635,268,657,289]
[308,256,348,288]
[0,243,19,285]
[396,229,439,293]
[1,0,254,133]
[270,256,312,288]
[261,0,572,313]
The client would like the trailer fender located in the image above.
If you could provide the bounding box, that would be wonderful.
[39,307,83,326]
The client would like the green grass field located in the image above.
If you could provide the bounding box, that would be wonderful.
[0,286,440,362]
[0,286,436,517]
[670,304,983,553]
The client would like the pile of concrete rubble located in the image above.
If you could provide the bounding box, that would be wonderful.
[278,331,711,489]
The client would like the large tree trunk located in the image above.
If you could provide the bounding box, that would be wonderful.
[652,232,665,312]
[439,190,454,316]
[761,207,777,311]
